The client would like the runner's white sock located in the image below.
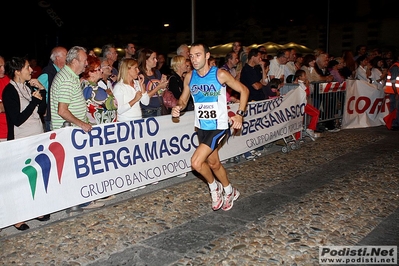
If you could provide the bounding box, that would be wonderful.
[208,180,217,191]
[224,184,232,195]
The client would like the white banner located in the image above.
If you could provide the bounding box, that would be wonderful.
[342,80,389,129]
[0,89,306,228]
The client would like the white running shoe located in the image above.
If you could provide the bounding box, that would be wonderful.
[210,181,224,211]
[222,187,240,211]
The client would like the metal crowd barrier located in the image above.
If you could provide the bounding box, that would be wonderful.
[279,81,347,135]
[310,81,347,128]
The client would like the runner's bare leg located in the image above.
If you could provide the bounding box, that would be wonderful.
[191,144,229,186]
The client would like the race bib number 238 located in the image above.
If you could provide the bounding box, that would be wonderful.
[195,102,219,120]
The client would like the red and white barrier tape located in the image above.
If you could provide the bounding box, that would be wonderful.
[318,81,346,93]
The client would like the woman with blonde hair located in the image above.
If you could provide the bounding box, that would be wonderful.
[169,55,194,112]
[113,58,151,121]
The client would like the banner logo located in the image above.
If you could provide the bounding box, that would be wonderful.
[22,132,66,199]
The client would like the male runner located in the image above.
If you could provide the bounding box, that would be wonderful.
[171,42,249,211]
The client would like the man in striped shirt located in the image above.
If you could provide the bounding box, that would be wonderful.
[50,46,92,132]
[50,46,105,210]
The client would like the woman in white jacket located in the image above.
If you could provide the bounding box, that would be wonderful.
[113,58,152,121]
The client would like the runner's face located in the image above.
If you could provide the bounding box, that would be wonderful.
[189,46,207,70]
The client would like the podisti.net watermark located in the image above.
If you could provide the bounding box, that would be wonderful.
[319,246,397,264]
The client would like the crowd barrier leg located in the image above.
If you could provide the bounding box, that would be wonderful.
[300,112,315,141]
[296,93,317,141]
[311,82,346,131]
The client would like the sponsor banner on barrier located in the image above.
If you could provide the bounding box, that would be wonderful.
[342,80,389,129]
[319,246,397,265]
[0,88,306,228]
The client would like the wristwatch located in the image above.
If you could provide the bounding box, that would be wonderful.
[236,110,245,116]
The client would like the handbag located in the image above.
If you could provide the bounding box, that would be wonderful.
[162,89,178,109]
[157,94,171,115]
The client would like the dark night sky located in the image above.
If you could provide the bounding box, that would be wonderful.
[1,0,391,61]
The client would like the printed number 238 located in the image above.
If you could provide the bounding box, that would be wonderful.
[199,110,217,119]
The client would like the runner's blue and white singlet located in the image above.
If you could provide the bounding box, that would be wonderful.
[189,66,228,130]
